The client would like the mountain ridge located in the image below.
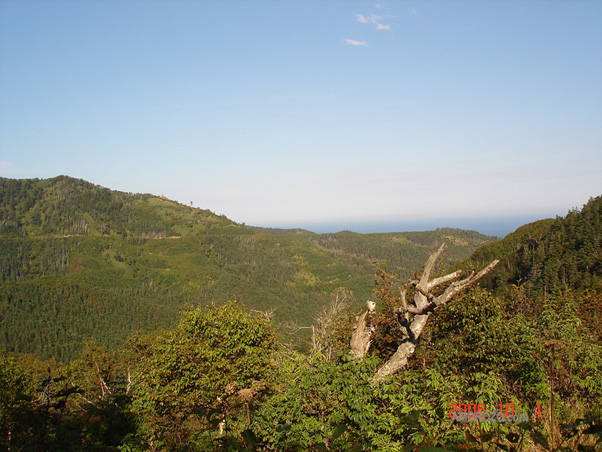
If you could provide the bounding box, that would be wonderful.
[457,195,602,296]
[0,175,496,361]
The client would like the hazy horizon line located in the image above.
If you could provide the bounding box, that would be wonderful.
[253,214,559,239]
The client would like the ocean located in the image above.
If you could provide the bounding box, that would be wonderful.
[272,214,558,239]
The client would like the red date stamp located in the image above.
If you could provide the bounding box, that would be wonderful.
[449,403,540,424]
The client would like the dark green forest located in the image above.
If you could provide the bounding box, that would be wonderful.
[463,196,602,296]
[1,177,601,451]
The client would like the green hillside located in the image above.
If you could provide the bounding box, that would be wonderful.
[0,176,495,361]
[1,179,601,451]
[459,195,602,297]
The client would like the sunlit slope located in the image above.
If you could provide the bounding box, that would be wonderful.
[0,176,495,360]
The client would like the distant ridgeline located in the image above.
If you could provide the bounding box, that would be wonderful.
[0,176,494,361]
[460,195,602,296]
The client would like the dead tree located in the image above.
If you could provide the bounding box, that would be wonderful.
[350,300,376,359]
[350,243,499,380]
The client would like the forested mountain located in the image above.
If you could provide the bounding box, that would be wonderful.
[1,178,601,452]
[0,176,494,361]
[460,195,602,297]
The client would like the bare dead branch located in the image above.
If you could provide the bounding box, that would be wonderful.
[417,243,446,292]
[77,392,99,408]
[349,243,499,381]
[427,270,463,290]
[126,367,132,396]
[399,287,408,311]
[373,254,498,380]
[434,260,499,307]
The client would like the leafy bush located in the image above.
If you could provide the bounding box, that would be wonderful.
[130,302,277,451]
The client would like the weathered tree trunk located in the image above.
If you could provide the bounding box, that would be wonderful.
[350,301,376,358]
[350,243,499,380]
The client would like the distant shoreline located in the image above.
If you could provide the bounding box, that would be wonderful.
[256,214,558,239]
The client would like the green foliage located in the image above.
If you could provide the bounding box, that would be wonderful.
[251,352,514,451]
[65,343,137,451]
[130,302,277,451]
[422,288,548,402]
[536,294,602,404]
[408,287,602,452]
[2,286,601,451]
[252,353,410,451]
[0,345,137,451]
[0,348,35,447]
[0,276,182,361]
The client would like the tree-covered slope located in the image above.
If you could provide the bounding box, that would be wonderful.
[0,176,495,361]
[0,175,233,238]
[2,178,601,451]
[460,195,602,297]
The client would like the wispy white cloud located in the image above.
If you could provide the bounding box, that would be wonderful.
[356,13,382,24]
[355,12,391,31]
[344,38,368,47]
[356,13,369,24]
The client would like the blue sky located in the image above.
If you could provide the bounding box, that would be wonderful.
[1,1,601,236]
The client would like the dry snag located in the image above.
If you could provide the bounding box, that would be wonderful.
[350,243,499,380]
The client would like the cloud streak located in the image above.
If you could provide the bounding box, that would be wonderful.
[355,13,391,31]
[344,38,367,46]
[356,13,370,24]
